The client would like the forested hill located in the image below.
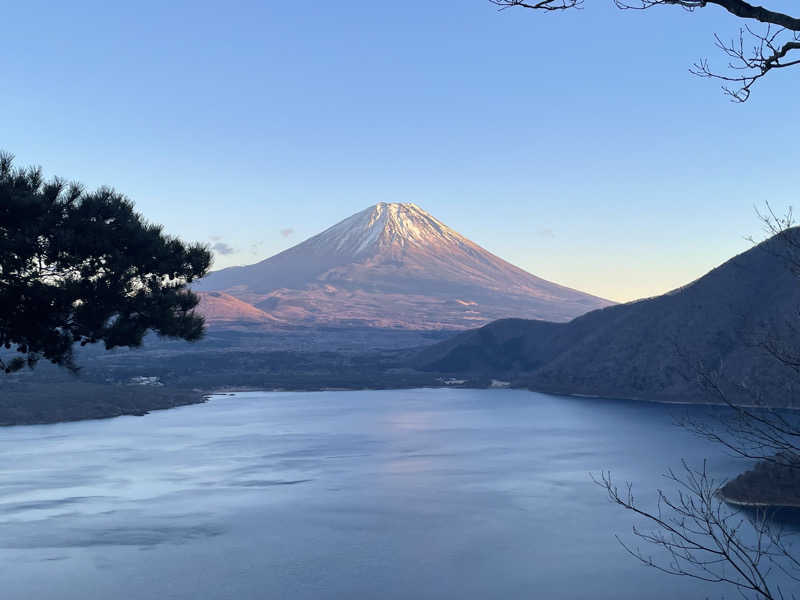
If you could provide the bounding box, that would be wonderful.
[414,229,800,406]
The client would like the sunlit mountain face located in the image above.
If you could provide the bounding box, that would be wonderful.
[195,203,613,330]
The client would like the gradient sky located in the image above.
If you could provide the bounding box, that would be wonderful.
[3,1,798,302]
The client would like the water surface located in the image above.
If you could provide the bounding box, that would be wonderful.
[0,389,772,598]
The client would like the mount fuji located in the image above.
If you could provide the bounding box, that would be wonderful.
[194,203,613,330]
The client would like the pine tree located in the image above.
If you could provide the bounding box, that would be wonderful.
[0,153,211,373]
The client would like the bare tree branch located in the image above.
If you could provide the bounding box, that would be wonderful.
[690,27,800,101]
[615,0,800,32]
[490,0,800,100]
[595,464,800,599]
[490,0,583,10]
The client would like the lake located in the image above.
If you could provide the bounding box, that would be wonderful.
[0,388,780,599]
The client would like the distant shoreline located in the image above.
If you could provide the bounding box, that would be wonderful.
[0,382,210,427]
[1,381,794,431]
[5,383,799,511]
[208,384,800,412]
[717,490,800,510]
[546,389,800,411]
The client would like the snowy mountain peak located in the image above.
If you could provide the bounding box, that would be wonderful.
[195,203,614,329]
[307,203,470,257]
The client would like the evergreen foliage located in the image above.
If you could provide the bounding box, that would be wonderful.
[0,153,211,373]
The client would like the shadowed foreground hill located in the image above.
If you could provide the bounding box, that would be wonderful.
[415,229,800,406]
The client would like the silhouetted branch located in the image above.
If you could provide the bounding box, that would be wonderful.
[690,27,800,101]
[490,0,582,10]
[595,463,800,599]
[490,0,800,100]
[615,0,800,32]
[686,370,800,467]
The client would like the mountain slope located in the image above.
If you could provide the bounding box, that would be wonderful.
[195,203,613,330]
[196,292,284,328]
[415,229,800,405]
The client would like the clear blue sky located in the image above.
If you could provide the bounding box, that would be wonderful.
[2,1,797,302]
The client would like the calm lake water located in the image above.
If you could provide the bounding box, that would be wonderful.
[0,389,780,599]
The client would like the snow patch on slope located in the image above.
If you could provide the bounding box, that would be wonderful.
[306,203,472,257]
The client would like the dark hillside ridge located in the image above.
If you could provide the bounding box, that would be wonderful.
[720,456,800,508]
[415,229,800,406]
[0,380,206,425]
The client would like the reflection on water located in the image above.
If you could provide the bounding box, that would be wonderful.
[0,389,789,599]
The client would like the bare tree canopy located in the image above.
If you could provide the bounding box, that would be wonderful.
[490,0,800,101]
[597,463,800,600]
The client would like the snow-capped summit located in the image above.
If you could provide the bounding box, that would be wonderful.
[194,203,613,330]
[307,203,471,256]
